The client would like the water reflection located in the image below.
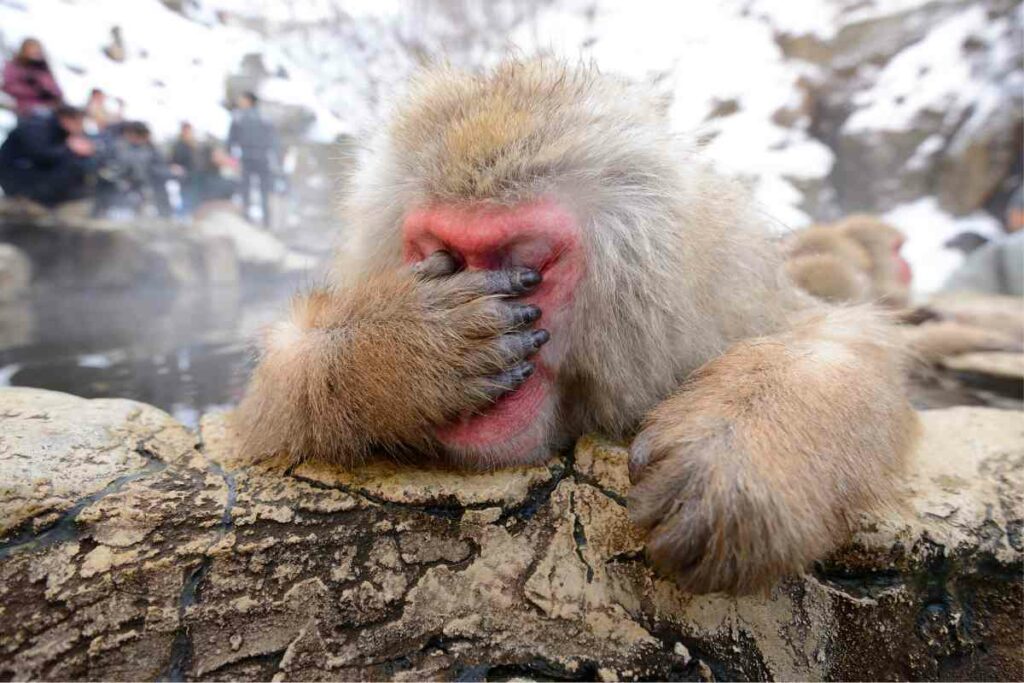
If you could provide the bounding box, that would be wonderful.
[0,284,294,428]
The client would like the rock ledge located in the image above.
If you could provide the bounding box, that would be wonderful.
[0,388,1021,681]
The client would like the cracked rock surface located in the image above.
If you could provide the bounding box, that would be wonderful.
[0,388,1021,681]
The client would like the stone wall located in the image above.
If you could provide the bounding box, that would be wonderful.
[0,387,1020,680]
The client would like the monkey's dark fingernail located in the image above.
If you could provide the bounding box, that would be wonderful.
[503,361,534,385]
[517,269,542,289]
[487,361,535,396]
[518,361,535,379]
[531,329,550,347]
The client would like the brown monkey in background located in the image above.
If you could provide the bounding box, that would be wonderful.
[785,214,911,307]
[785,217,1023,361]
[237,60,919,595]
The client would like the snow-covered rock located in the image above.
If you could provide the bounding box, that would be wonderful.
[194,207,316,274]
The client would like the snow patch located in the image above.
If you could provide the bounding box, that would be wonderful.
[884,197,1003,295]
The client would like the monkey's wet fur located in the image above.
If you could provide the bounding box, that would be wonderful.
[236,59,919,595]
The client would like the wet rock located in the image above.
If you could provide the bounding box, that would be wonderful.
[0,199,318,289]
[193,208,316,278]
[0,388,196,539]
[0,243,31,302]
[0,391,1020,681]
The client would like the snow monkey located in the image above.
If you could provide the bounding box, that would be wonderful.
[785,215,912,308]
[237,60,919,595]
[786,217,1023,360]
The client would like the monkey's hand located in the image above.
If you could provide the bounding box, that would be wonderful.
[626,308,917,595]
[235,250,548,465]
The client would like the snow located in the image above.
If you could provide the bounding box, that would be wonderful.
[843,5,1019,135]
[884,197,1003,295]
[0,0,342,142]
[507,0,837,228]
[744,0,937,41]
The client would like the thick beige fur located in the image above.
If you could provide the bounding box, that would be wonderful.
[786,215,909,307]
[237,59,919,594]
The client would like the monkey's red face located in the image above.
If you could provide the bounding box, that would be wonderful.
[403,199,584,463]
[893,238,912,286]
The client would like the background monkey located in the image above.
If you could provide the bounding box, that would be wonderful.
[785,214,911,308]
[237,60,919,595]
[785,216,1023,361]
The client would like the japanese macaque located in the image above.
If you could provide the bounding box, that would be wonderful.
[785,215,911,308]
[237,60,919,595]
[785,217,1023,361]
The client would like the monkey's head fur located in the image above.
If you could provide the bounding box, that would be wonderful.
[337,58,798,468]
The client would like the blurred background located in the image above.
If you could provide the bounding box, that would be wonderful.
[0,0,1020,425]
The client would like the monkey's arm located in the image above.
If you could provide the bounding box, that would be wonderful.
[627,306,919,595]
[235,253,548,465]
[902,319,1024,363]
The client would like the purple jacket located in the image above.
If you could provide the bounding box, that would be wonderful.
[2,59,63,116]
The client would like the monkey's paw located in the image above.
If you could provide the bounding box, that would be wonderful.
[411,250,551,411]
[626,420,835,595]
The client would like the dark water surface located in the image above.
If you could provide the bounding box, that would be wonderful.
[0,283,295,428]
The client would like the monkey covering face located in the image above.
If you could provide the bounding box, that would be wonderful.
[237,60,919,595]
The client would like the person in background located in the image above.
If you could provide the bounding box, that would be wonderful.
[227,91,278,227]
[169,121,201,216]
[0,104,94,206]
[93,121,172,218]
[84,88,120,135]
[2,38,63,117]
[943,185,1024,297]
[198,141,240,205]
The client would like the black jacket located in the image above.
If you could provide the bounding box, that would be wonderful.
[0,113,74,171]
[227,107,278,168]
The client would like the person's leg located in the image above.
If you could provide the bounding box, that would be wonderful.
[150,173,173,218]
[257,167,271,228]
[91,177,119,217]
[30,160,88,207]
[0,166,30,199]
[240,163,253,221]
[182,176,199,216]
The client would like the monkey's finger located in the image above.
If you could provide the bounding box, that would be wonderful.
[628,430,655,484]
[476,361,535,401]
[412,250,461,279]
[453,267,541,297]
[495,329,549,363]
[627,429,674,485]
[503,303,543,328]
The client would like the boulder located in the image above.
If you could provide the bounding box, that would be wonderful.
[0,388,1020,681]
[193,208,316,278]
[0,243,31,302]
[0,200,251,289]
[773,0,1022,217]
